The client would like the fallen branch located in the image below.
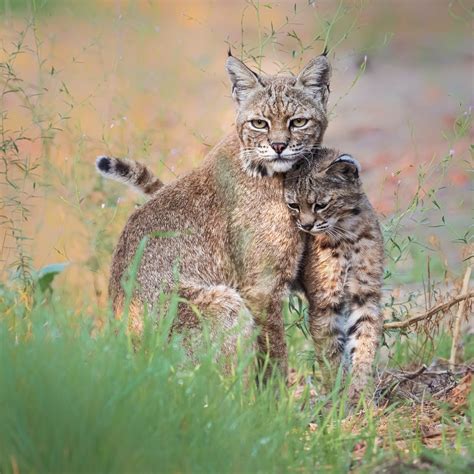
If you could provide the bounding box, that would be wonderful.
[383,291,474,330]
[400,364,428,380]
[385,364,427,381]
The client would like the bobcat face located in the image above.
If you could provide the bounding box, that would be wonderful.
[226,54,331,177]
[284,151,363,236]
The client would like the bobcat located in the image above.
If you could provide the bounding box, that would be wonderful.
[98,52,331,376]
[284,148,384,400]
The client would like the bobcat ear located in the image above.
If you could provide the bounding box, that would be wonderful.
[295,54,331,108]
[226,54,264,104]
[327,154,360,181]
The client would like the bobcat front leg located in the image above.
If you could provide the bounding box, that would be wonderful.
[304,245,350,392]
[344,244,384,405]
[344,294,383,404]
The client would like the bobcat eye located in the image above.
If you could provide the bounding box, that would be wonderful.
[250,119,268,130]
[291,118,308,128]
[313,202,329,212]
[287,203,300,211]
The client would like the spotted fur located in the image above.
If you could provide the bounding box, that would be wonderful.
[101,53,331,378]
[284,148,384,401]
[227,53,330,178]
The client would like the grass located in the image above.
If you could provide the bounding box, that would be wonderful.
[0,294,351,473]
[0,286,472,473]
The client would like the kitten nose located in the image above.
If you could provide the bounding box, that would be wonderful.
[301,223,313,231]
[271,142,288,154]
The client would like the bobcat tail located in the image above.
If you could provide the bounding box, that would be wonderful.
[96,156,163,195]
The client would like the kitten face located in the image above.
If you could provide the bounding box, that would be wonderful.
[226,55,331,177]
[284,150,363,236]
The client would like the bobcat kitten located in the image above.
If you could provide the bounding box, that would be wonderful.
[284,148,384,400]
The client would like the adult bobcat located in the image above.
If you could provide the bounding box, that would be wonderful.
[100,52,331,376]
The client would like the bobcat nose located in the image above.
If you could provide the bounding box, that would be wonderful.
[301,223,314,231]
[271,142,288,154]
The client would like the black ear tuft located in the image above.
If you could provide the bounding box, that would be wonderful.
[96,156,111,173]
[227,46,232,57]
[322,44,329,56]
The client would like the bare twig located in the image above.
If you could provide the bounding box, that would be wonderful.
[431,382,457,398]
[449,266,472,370]
[400,364,428,380]
[384,291,474,330]
[385,364,427,381]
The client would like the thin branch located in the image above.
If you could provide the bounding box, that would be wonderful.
[384,365,427,381]
[383,291,474,330]
[400,364,427,381]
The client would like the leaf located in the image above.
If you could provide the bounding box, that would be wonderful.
[37,262,69,292]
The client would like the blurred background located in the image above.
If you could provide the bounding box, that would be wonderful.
[1,0,472,311]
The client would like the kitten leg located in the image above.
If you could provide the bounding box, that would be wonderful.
[345,231,384,404]
[344,297,383,403]
[305,244,350,391]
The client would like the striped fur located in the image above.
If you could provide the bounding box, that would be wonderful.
[96,156,163,195]
[284,148,384,402]
[227,53,330,178]
[97,53,331,380]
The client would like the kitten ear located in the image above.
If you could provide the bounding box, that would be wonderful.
[226,54,264,104]
[327,154,361,181]
[295,54,331,108]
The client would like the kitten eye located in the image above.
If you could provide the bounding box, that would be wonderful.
[250,119,268,129]
[287,203,300,211]
[313,202,329,212]
[291,118,308,128]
